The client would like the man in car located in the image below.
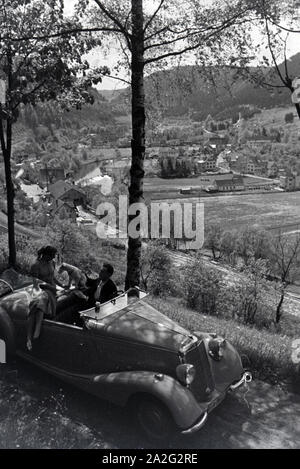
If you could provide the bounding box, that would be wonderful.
[93,263,118,304]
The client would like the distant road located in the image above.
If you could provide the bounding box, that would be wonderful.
[266,222,300,236]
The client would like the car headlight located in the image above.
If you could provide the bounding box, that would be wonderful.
[176,364,196,385]
[208,337,226,361]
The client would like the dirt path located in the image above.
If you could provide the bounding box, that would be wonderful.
[182,380,300,449]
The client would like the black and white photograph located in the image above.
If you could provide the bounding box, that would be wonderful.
[0,0,300,454]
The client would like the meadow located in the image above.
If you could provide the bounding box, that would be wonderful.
[149,191,300,232]
[201,191,300,232]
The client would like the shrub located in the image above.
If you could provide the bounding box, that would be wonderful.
[180,257,223,314]
[140,242,175,297]
[285,112,294,124]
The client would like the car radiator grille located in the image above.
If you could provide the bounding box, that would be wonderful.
[185,341,214,402]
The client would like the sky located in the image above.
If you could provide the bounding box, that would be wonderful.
[64,0,300,90]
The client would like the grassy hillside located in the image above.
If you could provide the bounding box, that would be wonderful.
[246,105,300,132]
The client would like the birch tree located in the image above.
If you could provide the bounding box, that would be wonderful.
[77,0,273,288]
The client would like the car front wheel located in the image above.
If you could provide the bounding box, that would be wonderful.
[134,396,175,441]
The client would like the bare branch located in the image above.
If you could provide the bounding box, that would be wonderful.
[145,24,173,42]
[102,74,131,85]
[144,29,204,51]
[144,4,253,60]
[116,34,131,68]
[264,16,288,88]
[144,11,249,65]
[3,26,123,42]
[266,16,300,34]
[144,41,201,64]
[93,0,132,43]
[283,34,291,85]
[255,81,287,89]
[143,0,165,34]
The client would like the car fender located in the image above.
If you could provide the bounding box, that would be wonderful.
[93,370,206,430]
[0,305,16,360]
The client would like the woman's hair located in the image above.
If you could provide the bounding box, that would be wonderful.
[37,245,58,260]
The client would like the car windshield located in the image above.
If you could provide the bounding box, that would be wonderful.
[80,289,148,321]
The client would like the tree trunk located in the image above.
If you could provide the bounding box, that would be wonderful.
[275,290,285,324]
[125,0,145,289]
[0,117,16,268]
[4,152,16,267]
[212,246,216,260]
[295,102,300,120]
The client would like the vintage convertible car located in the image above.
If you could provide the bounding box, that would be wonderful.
[0,274,252,440]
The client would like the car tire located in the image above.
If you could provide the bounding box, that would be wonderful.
[0,307,16,363]
[134,395,175,442]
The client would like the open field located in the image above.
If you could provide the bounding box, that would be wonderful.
[201,192,300,232]
[152,191,300,232]
[144,174,274,194]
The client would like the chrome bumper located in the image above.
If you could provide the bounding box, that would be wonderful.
[181,372,252,435]
[181,411,208,435]
[230,371,252,390]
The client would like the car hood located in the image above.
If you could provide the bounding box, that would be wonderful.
[87,299,196,352]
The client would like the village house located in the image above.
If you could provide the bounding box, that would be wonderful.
[246,159,267,175]
[211,175,245,192]
[51,200,78,221]
[229,153,247,173]
[225,150,267,176]
[279,171,300,191]
[246,135,274,147]
[267,161,279,178]
[204,155,217,171]
[20,183,45,204]
[47,180,87,218]
[183,135,205,145]
[39,167,65,186]
[195,154,217,173]
[223,151,238,170]
[159,146,179,158]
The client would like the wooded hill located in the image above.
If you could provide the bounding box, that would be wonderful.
[101,53,300,121]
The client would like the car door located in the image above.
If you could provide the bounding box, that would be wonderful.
[28,319,98,374]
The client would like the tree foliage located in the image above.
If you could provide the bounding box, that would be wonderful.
[140,241,174,296]
[0,0,108,266]
[181,256,223,315]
